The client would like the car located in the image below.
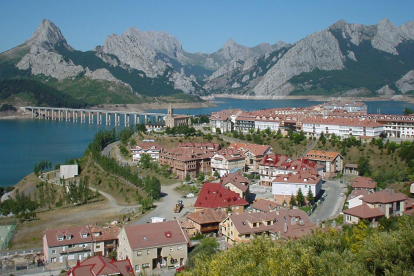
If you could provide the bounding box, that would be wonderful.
[176,265,185,272]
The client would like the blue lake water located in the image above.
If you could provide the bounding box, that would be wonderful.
[1,98,414,187]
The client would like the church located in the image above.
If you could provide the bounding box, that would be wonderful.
[164,104,191,128]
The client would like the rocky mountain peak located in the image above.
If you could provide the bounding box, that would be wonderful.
[26,19,73,52]
[329,19,348,30]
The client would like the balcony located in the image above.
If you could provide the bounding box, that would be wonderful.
[59,245,91,254]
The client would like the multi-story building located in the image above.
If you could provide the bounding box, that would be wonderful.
[89,224,120,257]
[66,255,134,276]
[164,104,191,128]
[219,172,251,201]
[259,154,291,186]
[194,182,249,213]
[250,199,280,213]
[305,150,344,179]
[352,176,377,193]
[117,220,189,274]
[159,147,214,180]
[43,225,93,264]
[227,142,272,172]
[271,170,322,204]
[131,142,164,162]
[210,109,242,133]
[220,208,316,245]
[177,142,221,152]
[321,101,368,113]
[211,148,246,177]
[186,208,227,234]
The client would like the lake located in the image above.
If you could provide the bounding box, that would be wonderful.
[1,98,414,187]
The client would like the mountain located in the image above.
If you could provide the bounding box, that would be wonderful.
[206,18,414,97]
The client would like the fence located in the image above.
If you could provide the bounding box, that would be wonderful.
[0,219,17,250]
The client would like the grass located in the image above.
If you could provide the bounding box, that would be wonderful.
[174,184,200,196]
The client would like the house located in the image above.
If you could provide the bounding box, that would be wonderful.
[347,190,371,209]
[343,189,408,225]
[186,208,227,234]
[60,164,78,179]
[131,142,164,162]
[89,224,121,257]
[159,147,214,180]
[250,199,280,213]
[219,172,251,201]
[164,104,191,128]
[343,163,359,176]
[211,148,246,177]
[220,208,316,245]
[177,142,221,152]
[227,142,272,172]
[210,109,242,133]
[352,176,377,193]
[271,170,322,205]
[194,182,249,213]
[179,220,196,238]
[259,154,291,186]
[117,220,189,274]
[305,150,344,179]
[43,225,93,264]
[66,256,134,276]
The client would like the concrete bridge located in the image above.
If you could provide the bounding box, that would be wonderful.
[23,106,167,127]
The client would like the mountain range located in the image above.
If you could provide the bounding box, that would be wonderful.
[1,18,414,106]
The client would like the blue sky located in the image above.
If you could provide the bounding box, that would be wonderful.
[1,0,413,54]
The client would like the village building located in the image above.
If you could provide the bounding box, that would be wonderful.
[321,101,368,113]
[211,148,246,177]
[159,147,214,180]
[305,150,344,179]
[186,208,227,234]
[131,142,164,162]
[250,199,280,213]
[177,142,221,152]
[259,154,292,186]
[227,142,272,172]
[343,163,359,176]
[89,224,121,257]
[347,190,371,209]
[164,104,191,128]
[210,109,242,133]
[220,208,316,245]
[43,225,93,264]
[219,172,251,201]
[271,170,322,204]
[117,220,189,274]
[352,176,377,193]
[194,182,249,213]
[179,220,197,238]
[66,255,134,276]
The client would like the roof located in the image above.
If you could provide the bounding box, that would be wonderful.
[210,109,242,121]
[347,190,371,202]
[228,142,271,157]
[123,220,188,250]
[272,170,321,185]
[352,177,376,190]
[178,142,221,152]
[259,154,291,167]
[250,199,279,212]
[89,225,121,242]
[213,148,246,161]
[345,163,358,169]
[302,116,383,128]
[361,190,407,204]
[45,225,92,248]
[343,203,384,219]
[220,172,251,193]
[179,220,195,229]
[228,209,316,239]
[186,209,227,225]
[195,183,249,209]
[306,150,341,162]
[133,142,164,151]
[67,255,133,276]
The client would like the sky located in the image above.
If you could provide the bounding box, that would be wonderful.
[1,0,414,54]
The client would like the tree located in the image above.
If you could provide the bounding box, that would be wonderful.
[140,153,152,169]
[161,164,171,178]
[357,156,371,176]
[289,194,297,208]
[187,237,219,269]
[296,188,305,207]
[185,174,191,182]
[403,107,414,115]
[216,128,221,134]
[306,187,314,205]
[141,197,153,211]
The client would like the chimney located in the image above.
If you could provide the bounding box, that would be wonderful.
[284,222,288,233]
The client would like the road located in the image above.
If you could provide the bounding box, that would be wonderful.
[310,179,346,223]
[102,141,119,157]
[133,182,197,225]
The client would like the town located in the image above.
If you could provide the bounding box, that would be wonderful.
[1,100,414,276]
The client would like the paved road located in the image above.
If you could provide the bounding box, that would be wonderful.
[132,183,197,225]
[310,180,346,223]
[102,141,119,157]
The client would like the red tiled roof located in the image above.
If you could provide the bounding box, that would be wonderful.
[214,148,246,161]
[186,209,227,225]
[306,150,341,162]
[250,199,279,212]
[347,189,371,202]
[272,170,321,185]
[67,255,134,276]
[259,154,291,167]
[195,183,248,209]
[220,172,250,193]
[361,190,407,204]
[124,220,188,250]
[302,116,383,128]
[352,177,376,190]
[229,142,271,157]
[343,203,384,219]
[89,225,121,242]
[45,225,92,247]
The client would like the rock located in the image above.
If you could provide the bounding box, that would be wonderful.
[209,59,244,80]
[84,68,134,92]
[396,70,414,93]
[377,85,395,96]
[347,51,357,61]
[242,74,250,83]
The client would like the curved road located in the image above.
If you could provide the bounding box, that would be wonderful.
[310,180,346,223]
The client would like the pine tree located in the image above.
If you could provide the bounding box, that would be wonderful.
[307,187,314,205]
[296,188,305,207]
[289,194,297,208]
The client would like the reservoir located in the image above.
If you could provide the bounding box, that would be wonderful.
[1,99,413,187]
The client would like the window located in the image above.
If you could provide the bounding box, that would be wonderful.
[51,250,56,254]
[142,263,150,269]
[177,246,182,251]
[137,251,142,256]
[147,250,150,255]
[170,247,173,252]
[135,265,140,272]
[57,236,64,241]
[81,233,88,238]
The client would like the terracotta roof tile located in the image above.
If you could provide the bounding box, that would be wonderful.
[186,209,227,225]
[45,225,92,248]
[67,255,134,276]
[343,203,384,219]
[352,177,376,189]
[306,150,341,161]
[250,199,279,212]
[220,172,251,193]
[195,183,248,209]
